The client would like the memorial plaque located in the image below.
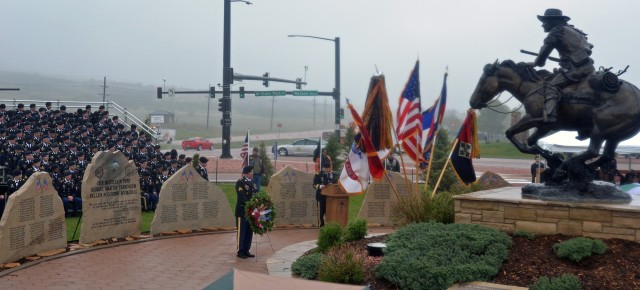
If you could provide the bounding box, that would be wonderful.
[0,172,67,263]
[80,151,141,244]
[150,165,234,234]
[357,172,414,225]
[267,165,318,226]
[477,171,511,189]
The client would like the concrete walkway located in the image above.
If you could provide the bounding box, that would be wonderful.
[0,229,321,290]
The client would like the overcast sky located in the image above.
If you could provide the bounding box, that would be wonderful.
[2,0,640,115]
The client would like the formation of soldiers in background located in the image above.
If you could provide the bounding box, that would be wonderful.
[0,102,190,217]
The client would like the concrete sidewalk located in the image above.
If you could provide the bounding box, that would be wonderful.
[0,229,321,290]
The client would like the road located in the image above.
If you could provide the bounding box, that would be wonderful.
[173,130,640,184]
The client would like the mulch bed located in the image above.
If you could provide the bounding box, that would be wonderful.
[308,234,640,290]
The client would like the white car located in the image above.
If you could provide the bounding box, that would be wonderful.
[274,139,328,156]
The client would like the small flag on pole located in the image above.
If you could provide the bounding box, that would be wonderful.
[240,129,250,168]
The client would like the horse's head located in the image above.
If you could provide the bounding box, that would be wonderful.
[469,59,502,109]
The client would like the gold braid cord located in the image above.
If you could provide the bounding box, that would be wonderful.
[361,75,394,151]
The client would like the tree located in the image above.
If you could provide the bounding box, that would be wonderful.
[426,129,458,192]
[258,142,274,186]
[476,104,510,141]
[325,135,343,174]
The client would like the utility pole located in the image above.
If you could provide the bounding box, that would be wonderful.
[220,0,233,159]
[101,76,108,102]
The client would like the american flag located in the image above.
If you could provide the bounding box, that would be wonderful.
[423,72,448,156]
[240,129,250,168]
[396,61,422,162]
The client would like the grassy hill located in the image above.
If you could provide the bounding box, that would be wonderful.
[0,71,340,138]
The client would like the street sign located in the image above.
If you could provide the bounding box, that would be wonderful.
[292,90,318,96]
[254,90,285,97]
[169,88,175,97]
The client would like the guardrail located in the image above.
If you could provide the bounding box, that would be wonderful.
[0,99,161,140]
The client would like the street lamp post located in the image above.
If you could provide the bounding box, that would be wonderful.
[288,35,341,140]
[220,0,252,159]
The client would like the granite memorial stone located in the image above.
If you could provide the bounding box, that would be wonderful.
[150,164,235,234]
[267,165,318,226]
[357,172,412,225]
[79,151,141,244]
[0,172,67,263]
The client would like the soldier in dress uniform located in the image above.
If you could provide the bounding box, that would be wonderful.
[196,156,209,181]
[235,166,256,259]
[140,171,158,211]
[61,170,82,217]
[1,169,25,218]
[313,162,334,227]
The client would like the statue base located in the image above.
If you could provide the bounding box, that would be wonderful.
[522,181,632,204]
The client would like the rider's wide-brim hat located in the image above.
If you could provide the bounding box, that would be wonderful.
[537,8,570,21]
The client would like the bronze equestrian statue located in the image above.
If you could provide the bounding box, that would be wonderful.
[469,9,640,195]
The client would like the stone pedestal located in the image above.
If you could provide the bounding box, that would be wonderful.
[455,187,640,241]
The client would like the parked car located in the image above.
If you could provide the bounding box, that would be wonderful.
[181,137,214,151]
[274,138,327,156]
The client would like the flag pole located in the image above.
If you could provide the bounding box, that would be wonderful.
[387,118,414,199]
[423,133,438,192]
[430,138,459,198]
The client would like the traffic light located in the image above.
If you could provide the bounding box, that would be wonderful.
[296,78,302,90]
[157,87,162,99]
[339,108,344,120]
[218,98,224,112]
[239,86,245,98]
[209,86,215,98]
[263,72,269,87]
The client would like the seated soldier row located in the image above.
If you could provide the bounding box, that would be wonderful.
[0,102,203,217]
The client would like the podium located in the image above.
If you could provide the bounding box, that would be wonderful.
[535,168,544,183]
[321,184,354,227]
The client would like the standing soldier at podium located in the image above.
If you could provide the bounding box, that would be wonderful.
[314,162,333,227]
[531,156,545,183]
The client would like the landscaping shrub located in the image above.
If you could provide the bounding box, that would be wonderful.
[529,274,582,290]
[512,229,536,240]
[318,244,365,284]
[291,253,324,280]
[317,222,344,252]
[344,218,368,242]
[375,222,512,290]
[553,237,607,262]
[390,183,481,226]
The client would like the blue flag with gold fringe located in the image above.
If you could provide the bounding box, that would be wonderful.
[451,109,480,185]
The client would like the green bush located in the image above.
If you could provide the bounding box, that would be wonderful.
[375,222,512,290]
[318,245,365,284]
[553,237,607,262]
[512,230,535,240]
[345,218,368,242]
[292,253,324,280]
[529,274,582,290]
[317,222,344,252]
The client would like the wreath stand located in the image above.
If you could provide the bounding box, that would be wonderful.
[253,231,275,261]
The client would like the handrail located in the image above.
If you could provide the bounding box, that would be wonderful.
[0,99,161,140]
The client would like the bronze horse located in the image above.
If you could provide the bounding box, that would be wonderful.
[469,60,640,182]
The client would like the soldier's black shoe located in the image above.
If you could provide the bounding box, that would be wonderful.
[244,252,255,258]
[237,253,247,259]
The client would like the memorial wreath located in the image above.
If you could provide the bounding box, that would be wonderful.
[244,192,276,235]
